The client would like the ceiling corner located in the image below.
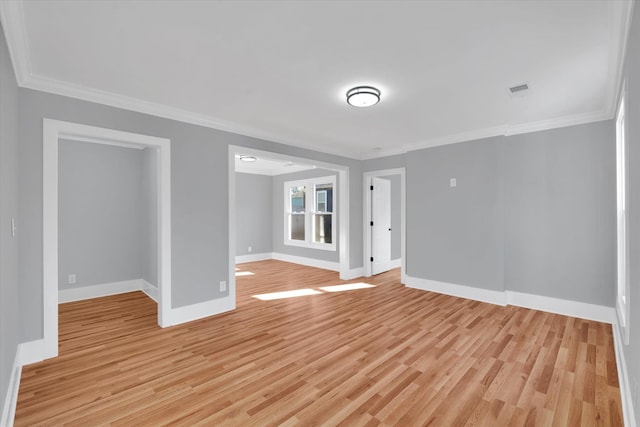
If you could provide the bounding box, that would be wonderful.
[0,0,32,86]
[604,0,636,118]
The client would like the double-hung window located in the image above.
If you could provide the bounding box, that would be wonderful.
[284,176,336,250]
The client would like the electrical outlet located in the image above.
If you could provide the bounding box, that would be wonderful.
[219,280,227,292]
[248,246,252,253]
[450,178,457,188]
[68,274,77,285]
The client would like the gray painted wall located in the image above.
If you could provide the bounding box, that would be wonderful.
[406,137,505,291]
[405,121,615,305]
[58,140,145,289]
[272,168,340,263]
[0,21,21,417]
[141,147,158,286]
[362,154,406,172]
[621,4,640,425]
[379,175,401,261]
[236,172,273,256]
[503,123,615,305]
[17,88,362,341]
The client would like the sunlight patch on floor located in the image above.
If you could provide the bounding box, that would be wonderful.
[253,288,322,301]
[319,283,376,292]
[252,282,376,301]
[236,271,255,276]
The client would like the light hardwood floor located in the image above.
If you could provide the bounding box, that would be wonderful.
[15,260,622,426]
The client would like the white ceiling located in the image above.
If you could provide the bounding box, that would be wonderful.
[0,0,634,159]
[235,154,315,176]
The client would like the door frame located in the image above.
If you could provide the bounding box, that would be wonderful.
[370,176,392,275]
[228,145,352,303]
[43,119,172,359]
[363,168,406,279]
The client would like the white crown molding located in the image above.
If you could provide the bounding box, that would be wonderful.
[0,0,30,86]
[503,109,612,137]
[33,73,364,159]
[359,145,409,161]
[604,0,636,119]
[1,0,634,162]
[0,0,360,160]
[401,125,509,155]
[394,108,613,159]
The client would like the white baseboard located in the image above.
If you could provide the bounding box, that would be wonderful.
[59,279,146,303]
[404,275,507,306]
[142,280,158,303]
[341,267,364,280]
[236,252,274,264]
[272,252,340,272]
[164,295,235,327]
[1,347,21,427]
[0,339,46,427]
[237,251,360,281]
[613,321,638,427]
[390,258,402,269]
[18,340,44,366]
[404,276,615,325]
[506,291,615,324]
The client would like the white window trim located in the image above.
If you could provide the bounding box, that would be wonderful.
[284,175,337,251]
[616,82,630,345]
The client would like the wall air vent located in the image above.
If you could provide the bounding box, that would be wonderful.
[508,83,531,98]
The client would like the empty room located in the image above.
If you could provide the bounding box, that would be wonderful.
[1,1,639,426]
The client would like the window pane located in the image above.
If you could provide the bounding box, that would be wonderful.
[315,184,333,213]
[313,214,332,244]
[290,214,305,241]
[290,186,306,213]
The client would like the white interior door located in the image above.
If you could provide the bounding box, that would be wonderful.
[371,177,391,275]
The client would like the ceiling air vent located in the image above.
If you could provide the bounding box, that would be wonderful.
[508,83,530,98]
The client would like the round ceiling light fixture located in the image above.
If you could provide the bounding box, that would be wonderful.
[239,155,257,162]
[346,86,381,107]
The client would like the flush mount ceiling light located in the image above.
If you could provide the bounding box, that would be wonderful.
[346,86,381,107]
[239,155,257,162]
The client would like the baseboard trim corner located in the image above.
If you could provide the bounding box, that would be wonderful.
[272,252,340,272]
[341,267,364,280]
[1,347,22,427]
[18,339,44,366]
[165,296,235,327]
[506,291,615,324]
[404,275,507,306]
[58,279,145,303]
[142,280,158,303]
[612,321,638,427]
[236,252,274,264]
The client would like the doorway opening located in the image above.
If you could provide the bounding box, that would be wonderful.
[228,145,351,306]
[42,119,171,359]
[363,168,406,279]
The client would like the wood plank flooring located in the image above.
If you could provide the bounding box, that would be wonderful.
[15,260,622,426]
